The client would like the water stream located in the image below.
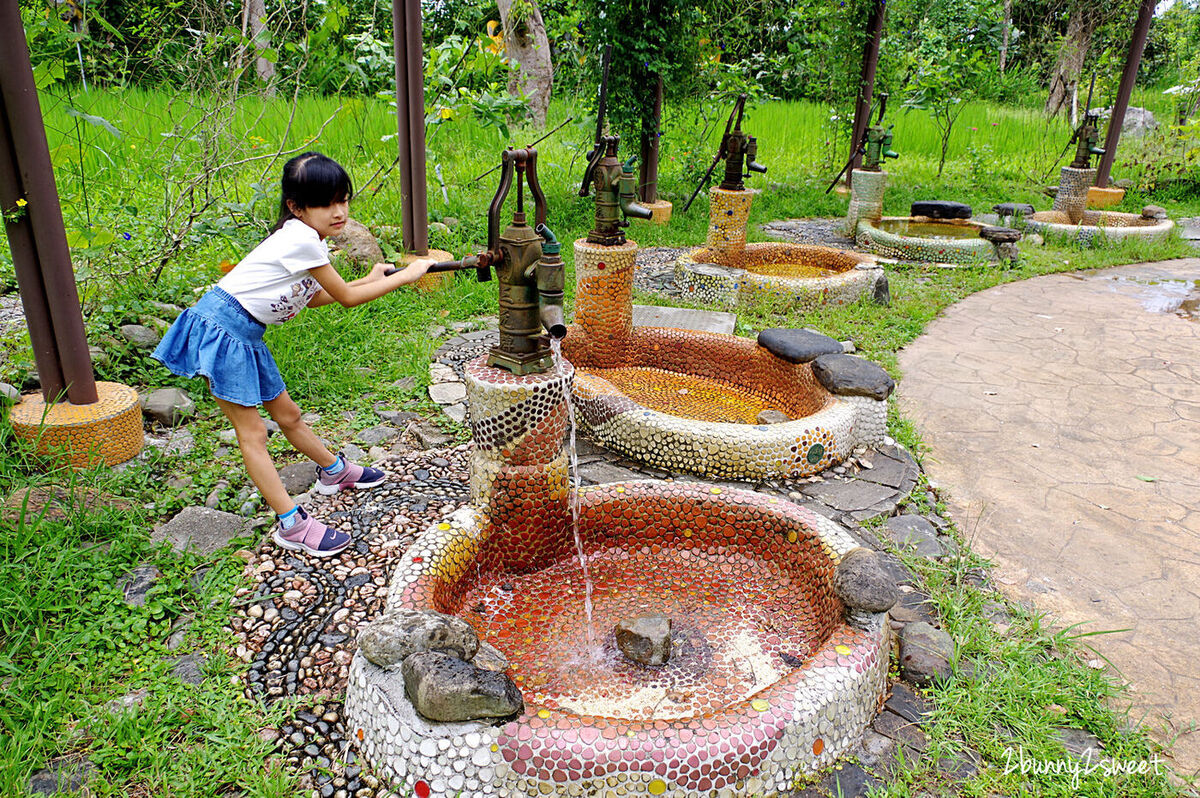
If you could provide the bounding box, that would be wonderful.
[550,338,596,647]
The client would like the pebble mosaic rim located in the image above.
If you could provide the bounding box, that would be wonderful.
[564,326,885,480]
[347,481,889,797]
[674,243,881,308]
[9,381,144,468]
[856,217,996,264]
[1024,211,1175,246]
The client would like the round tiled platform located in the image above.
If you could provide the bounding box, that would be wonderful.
[9,381,144,467]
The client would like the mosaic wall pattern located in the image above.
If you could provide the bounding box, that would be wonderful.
[674,243,882,310]
[842,169,886,237]
[856,218,997,265]
[346,478,889,798]
[706,188,755,251]
[568,239,887,480]
[1024,210,1175,247]
[1052,166,1094,224]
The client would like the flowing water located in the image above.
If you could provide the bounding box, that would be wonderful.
[550,338,596,648]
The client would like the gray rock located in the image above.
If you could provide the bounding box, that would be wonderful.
[119,323,160,349]
[120,564,161,607]
[143,388,195,427]
[27,757,95,796]
[756,409,791,424]
[443,404,468,424]
[411,421,454,449]
[357,425,398,446]
[910,200,971,219]
[148,300,183,319]
[375,407,420,425]
[341,443,367,463]
[152,506,246,556]
[160,428,194,457]
[472,641,511,672]
[0,382,19,405]
[834,548,898,613]
[278,462,316,494]
[899,621,954,687]
[442,217,460,228]
[357,608,479,668]
[757,328,843,364]
[391,376,418,392]
[1100,105,1156,137]
[402,650,524,722]
[86,345,110,368]
[428,382,467,405]
[105,689,148,715]
[885,515,944,558]
[614,614,671,666]
[979,226,1021,244]
[992,202,1035,218]
[872,271,891,306]
[1141,205,1168,220]
[1054,727,1104,760]
[172,652,207,684]
[328,218,384,266]
[218,428,239,444]
[811,354,895,400]
[429,222,451,237]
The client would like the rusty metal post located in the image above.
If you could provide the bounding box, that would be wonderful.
[392,0,429,255]
[638,74,663,204]
[846,0,886,190]
[1094,0,1155,188]
[0,2,96,405]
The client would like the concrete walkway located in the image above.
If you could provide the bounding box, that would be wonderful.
[898,258,1200,782]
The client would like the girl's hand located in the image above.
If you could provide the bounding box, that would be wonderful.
[403,257,435,278]
[369,262,394,281]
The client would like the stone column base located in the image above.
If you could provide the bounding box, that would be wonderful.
[844,169,886,237]
[1053,167,1096,224]
[401,249,454,292]
[706,187,755,253]
[573,239,638,367]
[639,199,673,225]
[1087,186,1125,209]
[10,381,144,468]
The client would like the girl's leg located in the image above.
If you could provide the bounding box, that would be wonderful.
[214,396,294,515]
[262,391,337,468]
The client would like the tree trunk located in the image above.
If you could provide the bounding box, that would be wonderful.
[247,0,275,85]
[638,74,663,204]
[999,0,1011,74]
[1045,7,1095,118]
[497,0,552,126]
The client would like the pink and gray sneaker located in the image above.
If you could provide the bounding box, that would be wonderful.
[272,507,351,558]
[315,452,387,495]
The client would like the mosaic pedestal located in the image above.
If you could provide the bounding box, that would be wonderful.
[641,199,673,225]
[9,381,144,467]
[1024,210,1175,247]
[573,239,638,368]
[855,218,997,265]
[346,481,890,798]
[706,188,755,252]
[402,249,454,292]
[1052,167,1095,225]
[843,170,886,238]
[1087,186,1125,209]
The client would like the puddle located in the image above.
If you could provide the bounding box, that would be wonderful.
[1101,275,1200,322]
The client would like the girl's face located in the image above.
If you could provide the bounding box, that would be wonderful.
[290,200,349,239]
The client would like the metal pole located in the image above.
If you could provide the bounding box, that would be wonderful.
[392,0,415,249]
[0,108,65,399]
[392,0,429,255]
[639,74,663,204]
[0,1,96,405]
[846,0,885,189]
[1095,0,1155,188]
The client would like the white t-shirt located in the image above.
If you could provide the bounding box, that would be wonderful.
[217,219,327,324]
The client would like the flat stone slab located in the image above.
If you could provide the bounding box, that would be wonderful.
[757,328,844,364]
[152,506,247,556]
[1178,217,1200,240]
[854,445,919,492]
[885,515,944,558]
[911,200,972,219]
[632,304,736,335]
[798,478,898,516]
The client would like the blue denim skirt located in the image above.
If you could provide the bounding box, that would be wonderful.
[151,287,286,407]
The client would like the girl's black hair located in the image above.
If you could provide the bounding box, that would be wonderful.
[273,152,353,231]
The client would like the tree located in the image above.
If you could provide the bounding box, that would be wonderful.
[497,0,553,126]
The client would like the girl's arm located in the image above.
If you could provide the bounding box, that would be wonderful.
[307,259,433,308]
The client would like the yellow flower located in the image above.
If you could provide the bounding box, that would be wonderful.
[484,20,505,55]
[439,106,455,120]
[15,199,27,207]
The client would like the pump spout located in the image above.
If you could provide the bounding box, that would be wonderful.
[534,223,568,339]
[745,137,767,174]
[618,163,653,221]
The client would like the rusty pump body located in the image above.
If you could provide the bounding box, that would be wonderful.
[579,135,653,246]
[389,148,565,375]
[861,124,899,172]
[1070,111,1106,170]
[683,94,767,211]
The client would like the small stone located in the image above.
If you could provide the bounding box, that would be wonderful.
[119,564,161,607]
[614,614,671,666]
[120,324,160,349]
[391,376,418,392]
[1141,205,1168,220]
[0,382,20,405]
[411,422,454,449]
[328,219,384,266]
[142,387,196,427]
[402,650,523,722]
[834,548,898,613]
[756,328,843,364]
[872,272,891,306]
[979,226,1021,244]
[443,404,468,424]
[152,506,246,556]
[357,608,480,668]
[885,515,944,558]
[278,462,316,494]
[27,757,95,796]
[218,429,239,444]
[172,652,208,685]
[992,202,1035,218]
[755,409,790,425]
[87,345,110,368]
[811,354,895,400]
[471,641,510,672]
[899,622,954,687]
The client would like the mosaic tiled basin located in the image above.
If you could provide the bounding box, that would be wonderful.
[856,216,996,264]
[673,242,882,309]
[1023,209,1175,246]
[563,326,887,480]
[346,481,889,797]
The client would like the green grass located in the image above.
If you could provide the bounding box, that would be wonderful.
[1,84,1198,796]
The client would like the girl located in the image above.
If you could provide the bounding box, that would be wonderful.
[153,152,434,557]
